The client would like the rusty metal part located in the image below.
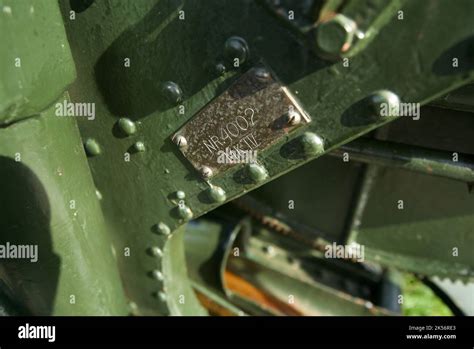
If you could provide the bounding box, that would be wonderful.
[194,289,239,316]
[231,199,361,263]
[223,269,304,316]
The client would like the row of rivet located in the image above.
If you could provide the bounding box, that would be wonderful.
[149,27,341,308]
[149,221,171,308]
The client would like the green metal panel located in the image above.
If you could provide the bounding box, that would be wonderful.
[0,96,128,315]
[350,167,474,281]
[160,225,207,315]
[0,0,76,124]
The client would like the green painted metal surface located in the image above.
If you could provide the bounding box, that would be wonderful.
[350,167,474,282]
[160,225,207,315]
[0,96,128,315]
[0,0,76,124]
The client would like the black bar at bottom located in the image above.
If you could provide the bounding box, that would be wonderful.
[0,316,471,347]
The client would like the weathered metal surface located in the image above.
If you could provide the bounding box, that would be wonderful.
[0,0,76,124]
[172,66,310,178]
[0,96,128,315]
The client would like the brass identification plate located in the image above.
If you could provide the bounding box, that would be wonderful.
[172,66,310,178]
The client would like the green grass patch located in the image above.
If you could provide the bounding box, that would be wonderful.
[402,273,452,316]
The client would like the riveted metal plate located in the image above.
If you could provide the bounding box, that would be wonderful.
[172,65,311,178]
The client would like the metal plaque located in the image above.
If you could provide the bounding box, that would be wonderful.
[172,65,311,178]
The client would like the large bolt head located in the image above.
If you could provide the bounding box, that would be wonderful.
[316,14,357,58]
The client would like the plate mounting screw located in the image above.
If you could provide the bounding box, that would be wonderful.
[200,166,213,179]
[286,109,301,125]
[174,135,188,150]
[254,67,271,81]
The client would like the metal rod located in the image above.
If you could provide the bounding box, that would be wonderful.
[330,138,474,183]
